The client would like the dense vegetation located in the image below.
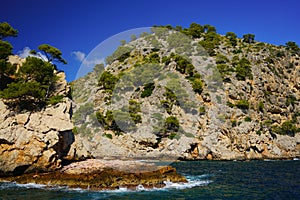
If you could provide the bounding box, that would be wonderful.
[0,22,67,110]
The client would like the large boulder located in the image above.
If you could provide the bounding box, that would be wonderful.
[0,98,74,176]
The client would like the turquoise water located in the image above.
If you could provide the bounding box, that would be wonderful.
[1,160,299,200]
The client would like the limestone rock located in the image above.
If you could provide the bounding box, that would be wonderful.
[2,159,187,190]
[0,98,74,175]
[69,28,300,162]
[53,71,70,96]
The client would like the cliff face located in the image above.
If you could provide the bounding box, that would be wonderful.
[0,67,74,175]
[71,28,300,161]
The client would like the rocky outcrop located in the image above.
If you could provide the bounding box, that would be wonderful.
[0,71,74,176]
[2,159,187,190]
[71,28,300,161]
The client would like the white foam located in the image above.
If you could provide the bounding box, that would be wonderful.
[1,174,213,193]
[105,186,131,193]
[16,182,48,188]
[133,174,213,192]
[163,179,212,190]
[0,182,47,190]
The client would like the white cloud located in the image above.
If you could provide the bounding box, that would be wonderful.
[72,51,86,62]
[82,57,105,66]
[75,56,105,79]
[18,47,31,58]
[72,51,105,66]
[18,47,48,61]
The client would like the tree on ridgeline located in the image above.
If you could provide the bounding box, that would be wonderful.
[0,22,67,110]
[204,24,217,33]
[130,34,137,41]
[243,34,255,44]
[30,44,67,66]
[0,22,18,89]
[285,41,300,55]
[226,32,237,46]
[186,22,204,38]
[0,22,18,39]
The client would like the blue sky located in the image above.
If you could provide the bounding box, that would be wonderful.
[1,0,299,81]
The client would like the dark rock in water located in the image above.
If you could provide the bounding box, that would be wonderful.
[0,159,187,190]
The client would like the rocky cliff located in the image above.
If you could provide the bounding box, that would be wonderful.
[0,64,74,175]
[71,26,300,161]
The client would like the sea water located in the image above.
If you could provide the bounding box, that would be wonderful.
[0,160,299,200]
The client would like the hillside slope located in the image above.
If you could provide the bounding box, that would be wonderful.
[71,25,300,160]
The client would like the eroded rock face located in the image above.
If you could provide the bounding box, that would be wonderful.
[0,96,74,176]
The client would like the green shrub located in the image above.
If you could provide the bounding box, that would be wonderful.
[258,101,264,112]
[161,100,172,114]
[235,99,250,110]
[199,106,206,115]
[216,64,234,78]
[235,57,253,80]
[184,22,204,38]
[72,126,78,134]
[98,71,119,93]
[263,120,273,126]
[275,51,285,57]
[190,78,203,94]
[105,46,132,64]
[231,120,237,127]
[141,82,155,98]
[271,121,299,137]
[47,95,64,105]
[128,100,142,124]
[103,133,112,139]
[264,56,275,64]
[167,32,191,54]
[162,56,171,65]
[233,49,242,54]
[216,54,229,64]
[130,113,142,124]
[227,101,235,108]
[243,34,255,44]
[286,95,297,107]
[198,32,221,56]
[144,52,160,64]
[129,100,141,113]
[169,133,177,140]
[96,111,106,126]
[96,110,122,131]
[164,88,177,102]
[172,54,194,75]
[256,130,261,136]
[292,112,300,122]
[164,116,180,133]
[285,41,300,55]
[244,116,252,122]
[225,32,237,46]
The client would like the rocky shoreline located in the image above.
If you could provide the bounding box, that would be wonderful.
[0,159,187,190]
